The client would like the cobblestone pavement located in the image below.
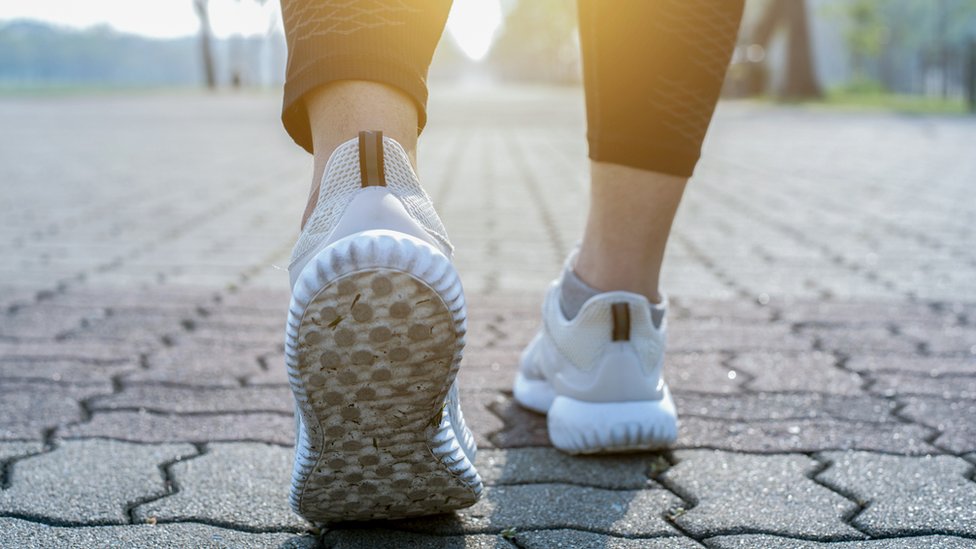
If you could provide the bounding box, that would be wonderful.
[1,86,975,548]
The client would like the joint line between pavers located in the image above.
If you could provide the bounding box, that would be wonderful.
[647,451,707,543]
[125,442,206,526]
[807,451,871,537]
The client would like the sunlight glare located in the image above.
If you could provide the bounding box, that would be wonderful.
[446,0,502,61]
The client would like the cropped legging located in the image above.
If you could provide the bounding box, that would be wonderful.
[280,0,744,177]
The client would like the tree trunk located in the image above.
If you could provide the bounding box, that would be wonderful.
[781,0,821,99]
[967,39,976,112]
[194,0,217,90]
[752,0,822,99]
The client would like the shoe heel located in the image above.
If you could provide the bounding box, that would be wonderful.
[285,230,482,522]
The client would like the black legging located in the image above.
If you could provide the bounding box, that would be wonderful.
[280,0,744,177]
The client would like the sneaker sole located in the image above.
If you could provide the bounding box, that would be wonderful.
[285,230,482,523]
[514,372,678,454]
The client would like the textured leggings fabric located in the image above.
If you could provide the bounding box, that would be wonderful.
[281,0,744,177]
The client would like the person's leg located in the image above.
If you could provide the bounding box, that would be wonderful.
[280,0,484,524]
[301,82,418,227]
[279,0,451,227]
[515,0,744,454]
[573,0,745,306]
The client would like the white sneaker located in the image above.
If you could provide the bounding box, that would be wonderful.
[514,270,678,454]
[285,131,482,523]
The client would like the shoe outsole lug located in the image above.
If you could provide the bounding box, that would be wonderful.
[286,230,482,524]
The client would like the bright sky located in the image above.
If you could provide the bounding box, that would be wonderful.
[0,0,502,60]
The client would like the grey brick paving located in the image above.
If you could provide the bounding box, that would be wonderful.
[816,451,976,536]
[676,417,936,454]
[897,396,976,453]
[0,358,137,384]
[666,352,745,394]
[393,485,681,536]
[674,393,893,423]
[870,371,976,399]
[134,442,306,531]
[0,381,109,440]
[0,439,196,524]
[661,450,863,538]
[323,530,515,548]
[476,448,659,490]
[515,531,701,548]
[0,517,317,548]
[0,441,44,462]
[847,355,976,376]
[91,385,293,414]
[129,342,272,387]
[59,410,294,445]
[705,534,976,548]
[2,88,975,545]
[728,352,866,395]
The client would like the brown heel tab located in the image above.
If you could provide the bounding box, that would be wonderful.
[358,130,387,187]
[611,302,630,341]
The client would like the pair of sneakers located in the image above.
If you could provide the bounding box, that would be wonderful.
[285,131,677,523]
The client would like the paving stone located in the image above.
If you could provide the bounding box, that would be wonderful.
[706,534,976,548]
[0,440,44,461]
[902,325,976,355]
[51,288,215,312]
[476,448,659,490]
[0,439,196,524]
[897,396,976,453]
[393,485,681,536]
[515,530,699,549]
[778,301,945,327]
[459,349,520,391]
[670,297,773,323]
[666,352,744,394]
[674,393,895,423]
[0,358,138,384]
[488,395,550,448]
[215,287,291,313]
[242,350,291,385]
[59,410,294,445]
[0,517,316,548]
[189,323,283,346]
[676,417,936,454]
[324,530,514,548]
[817,451,976,536]
[0,381,109,440]
[61,311,183,346]
[661,450,862,538]
[802,326,919,355]
[0,340,136,362]
[847,355,976,376]
[125,342,269,387]
[869,371,976,399]
[461,390,507,449]
[668,324,812,353]
[92,385,292,414]
[729,352,865,394]
[0,305,106,339]
[134,442,305,530]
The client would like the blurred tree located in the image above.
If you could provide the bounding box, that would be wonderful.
[194,0,217,89]
[752,0,821,99]
[487,0,580,83]
[841,0,888,88]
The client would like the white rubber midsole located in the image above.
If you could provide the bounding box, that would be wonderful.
[514,371,678,454]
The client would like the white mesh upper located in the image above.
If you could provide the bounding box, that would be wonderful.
[290,136,452,267]
[541,281,667,376]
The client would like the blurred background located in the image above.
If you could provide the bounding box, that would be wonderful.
[2,0,975,112]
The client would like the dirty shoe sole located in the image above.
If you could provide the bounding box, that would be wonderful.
[285,230,482,523]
